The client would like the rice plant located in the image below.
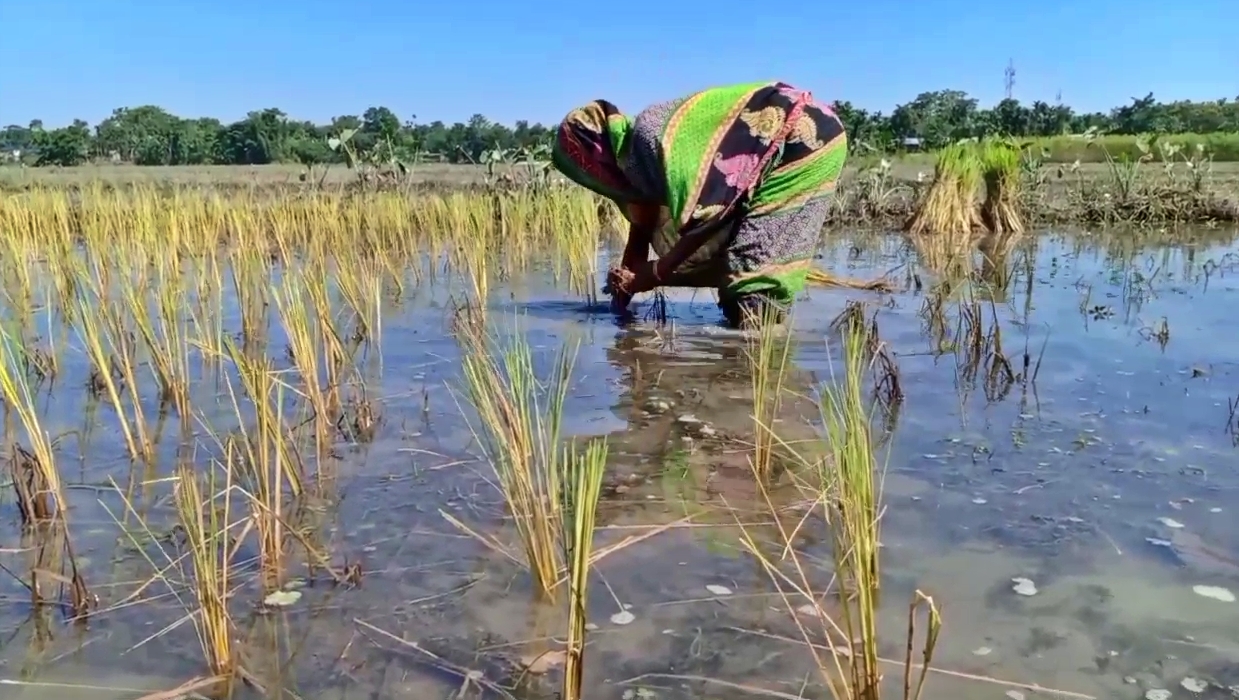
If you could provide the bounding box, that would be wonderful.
[0,180,635,697]
[272,264,336,455]
[0,324,93,618]
[172,463,240,690]
[449,325,578,598]
[121,256,193,418]
[558,438,608,700]
[0,325,64,524]
[746,307,795,482]
[739,315,941,700]
[222,336,304,590]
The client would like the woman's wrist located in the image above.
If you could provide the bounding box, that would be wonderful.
[623,222,653,268]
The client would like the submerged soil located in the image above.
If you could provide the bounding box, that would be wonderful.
[2,227,1239,700]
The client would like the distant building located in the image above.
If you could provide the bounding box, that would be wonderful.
[900,137,924,152]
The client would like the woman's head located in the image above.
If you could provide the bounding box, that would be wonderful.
[552,100,641,204]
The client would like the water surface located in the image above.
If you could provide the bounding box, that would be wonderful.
[3,229,1239,700]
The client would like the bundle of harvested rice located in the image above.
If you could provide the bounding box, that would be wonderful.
[979,140,1025,235]
[904,142,983,237]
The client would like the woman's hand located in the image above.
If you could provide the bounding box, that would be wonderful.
[605,259,664,311]
[625,260,661,294]
[606,267,635,312]
[611,260,661,295]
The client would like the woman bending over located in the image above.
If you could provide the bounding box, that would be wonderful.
[551,81,848,328]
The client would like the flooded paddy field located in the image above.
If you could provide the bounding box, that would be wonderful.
[1,220,1239,700]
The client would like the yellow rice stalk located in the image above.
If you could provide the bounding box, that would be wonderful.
[121,255,193,418]
[69,254,154,464]
[172,463,238,686]
[0,326,67,521]
[559,438,608,700]
[451,329,578,598]
[272,265,335,455]
[746,310,795,482]
[738,318,942,700]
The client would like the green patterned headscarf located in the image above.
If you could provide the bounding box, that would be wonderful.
[551,100,641,204]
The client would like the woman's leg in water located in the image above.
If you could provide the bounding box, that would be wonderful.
[718,287,792,329]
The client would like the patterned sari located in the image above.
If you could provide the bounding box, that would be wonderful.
[552,81,848,319]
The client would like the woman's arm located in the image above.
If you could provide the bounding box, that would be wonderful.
[620,210,727,294]
[607,203,660,311]
[621,203,658,269]
[652,224,716,281]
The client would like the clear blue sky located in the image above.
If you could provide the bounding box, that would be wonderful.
[1,0,1233,129]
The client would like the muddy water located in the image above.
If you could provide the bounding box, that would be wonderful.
[3,229,1239,700]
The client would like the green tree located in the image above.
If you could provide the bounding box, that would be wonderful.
[93,105,182,164]
[0,124,36,160]
[10,89,1239,168]
[362,107,401,143]
[33,120,92,166]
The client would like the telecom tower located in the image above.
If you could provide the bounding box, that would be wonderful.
[1004,59,1016,100]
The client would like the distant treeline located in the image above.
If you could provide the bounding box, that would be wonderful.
[3,90,1239,168]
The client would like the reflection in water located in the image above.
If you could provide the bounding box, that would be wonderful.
[5,229,1239,699]
[595,326,822,513]
[976,229,1024,300]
